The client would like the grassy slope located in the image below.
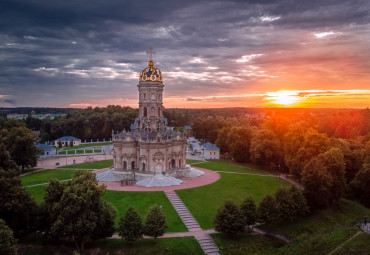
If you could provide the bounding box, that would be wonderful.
[21,169,80,186]
[19,236,204,255]
[332,231,370,255]
[59,159,113,169]
[258,199,370,238]
[26,186,45,204]
[177,172,289,229]
[194,159,263,174]
[212,233,284,255]
[103,190,187,233]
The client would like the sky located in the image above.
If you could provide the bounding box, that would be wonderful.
[0,0,369,109]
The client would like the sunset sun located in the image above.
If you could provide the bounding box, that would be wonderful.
[265,91,303,106]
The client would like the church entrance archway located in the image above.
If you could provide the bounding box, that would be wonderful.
[171,159,176,169]
[123,161,127,170]
[142,163,146,171]
[155,163,163,174]
[131,161,135,170]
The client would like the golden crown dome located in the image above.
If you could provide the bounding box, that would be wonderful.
[140,48,163,82]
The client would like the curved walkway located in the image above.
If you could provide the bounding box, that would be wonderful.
[95,168,220,192]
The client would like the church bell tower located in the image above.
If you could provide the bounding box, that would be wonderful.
[137,48,166,132]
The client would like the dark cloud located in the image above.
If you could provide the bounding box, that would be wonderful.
[0,0,369,107]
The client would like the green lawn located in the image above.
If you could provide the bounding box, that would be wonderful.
[212,233,285,255]
[193,159,263,174]
[186,159,205,165]
[59,159,113,169]
[177,172,290,229]
[103,190,187,233]
[258,199,370,238]
[21,169,81,186]
[26,186,46,204]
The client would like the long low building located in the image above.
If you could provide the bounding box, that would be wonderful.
[55,136,81,147]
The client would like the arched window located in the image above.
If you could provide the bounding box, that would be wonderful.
[144,93,147,100]
[158,107,161,117]
[142,163,146,171]
[131,161,135,170]
[179,159,181,168]
[143,107,147,117]
[123,161,127,170]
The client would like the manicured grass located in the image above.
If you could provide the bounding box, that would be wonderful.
[91,237,205,255]
[194,159,263,174]
[21,169,80,186]
[186,159,204,165]
[59,159,113,169]
[26,186,46,204]
[177,172,290,229]
[258,199,370,238]
[103,190,187,233]
[212,233,285,255]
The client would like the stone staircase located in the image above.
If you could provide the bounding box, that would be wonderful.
[165,191,220,254]
[165,191,202,231]
[195,234,220,255]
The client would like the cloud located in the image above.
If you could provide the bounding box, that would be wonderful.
[0,0,369,108]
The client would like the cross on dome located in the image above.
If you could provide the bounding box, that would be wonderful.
[146,47,156,61]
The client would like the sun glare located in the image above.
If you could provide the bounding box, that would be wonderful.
[265,91,303,106]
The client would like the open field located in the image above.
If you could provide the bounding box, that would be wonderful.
[192,159,264,174]
[21,169,81,186]
[59,159,113,169]
[18,236,204,255]
[103,190,187,232]
[177,172,289,229]
[212,233,285,255]
[258,199,370,238]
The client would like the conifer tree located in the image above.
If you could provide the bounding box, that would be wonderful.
[118,207,143,242]
[144,205,167,238]
[258,195,279,224]
[214,200,244,235]
[0,218,17,255]
[240,196,258,228]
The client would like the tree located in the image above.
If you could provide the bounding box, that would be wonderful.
[144,205,167,238]
[0,144,17,171]
[240,197,258,228]
[226,126,255,162]
[70,140,73,147]
[350,163,370,207]
[258,195,279,224]
[44,171,116,254]
[0,126,40,172]
[0,218,17,255]
[249,128,283,169]
[301,158,333,209]
[214,200,244,235]
[288,185,309,217]
[274,187,296,222]
[0,170,37,236]
[118,207,143,242]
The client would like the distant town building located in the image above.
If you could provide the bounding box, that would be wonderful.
[202,142,220,160]
[6,113,28,120]
[184,126,193,137]
[36,144,56,158]
[55,136,81,147]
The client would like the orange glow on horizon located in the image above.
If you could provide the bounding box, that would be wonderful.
[265,91,304,106]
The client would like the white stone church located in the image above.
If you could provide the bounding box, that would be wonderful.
[97,49,203,186]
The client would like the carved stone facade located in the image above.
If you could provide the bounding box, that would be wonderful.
[112,51,187,179]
